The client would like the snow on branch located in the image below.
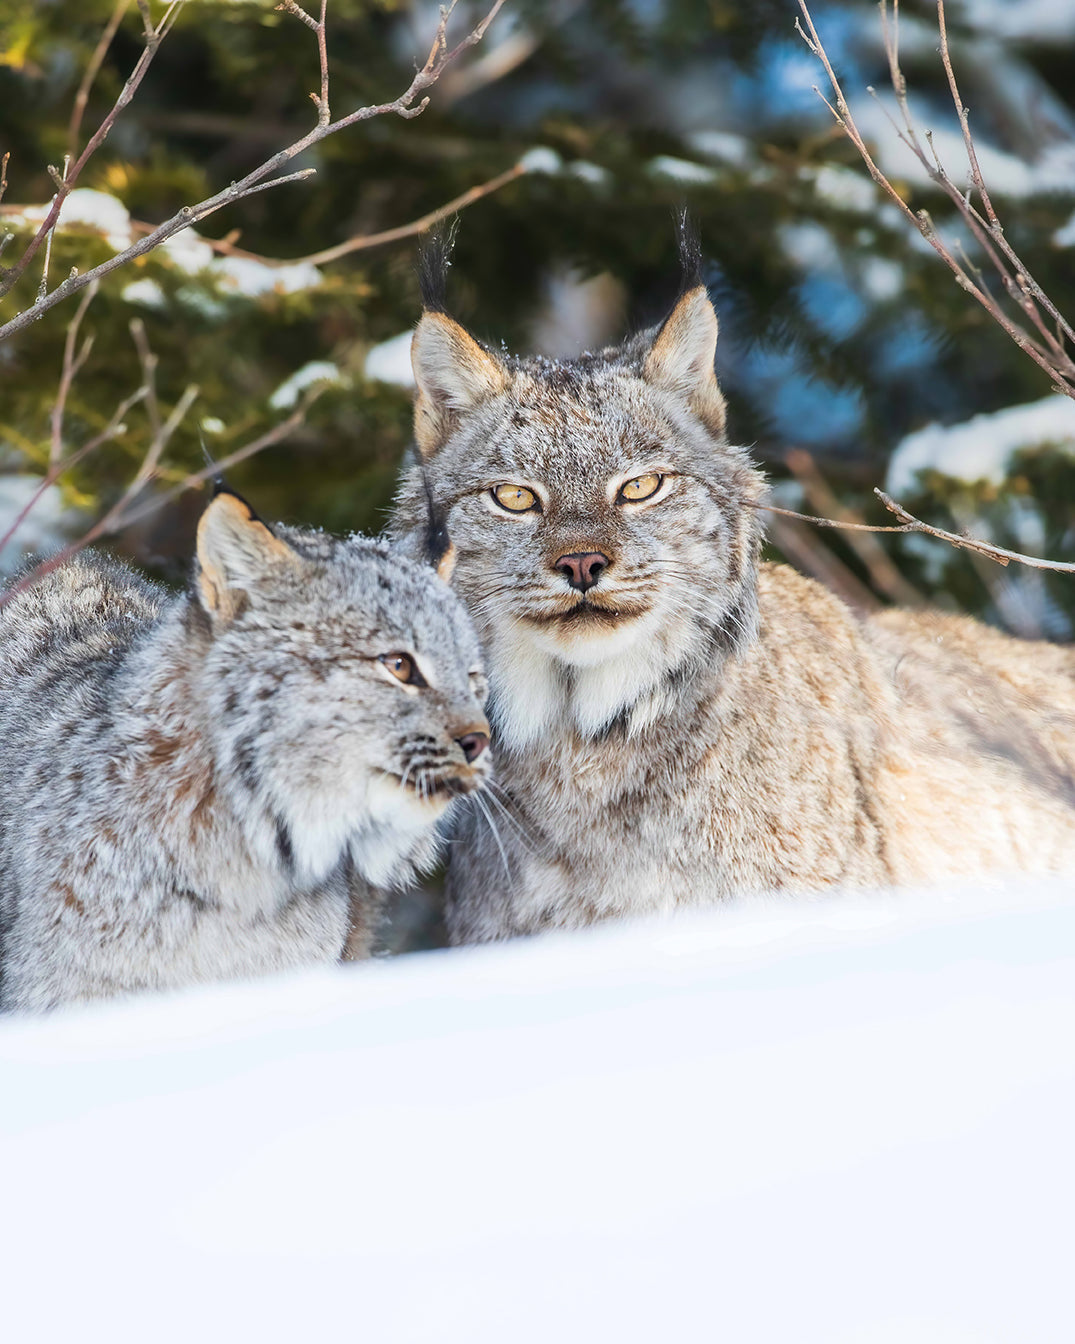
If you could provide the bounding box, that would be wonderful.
[783,0,1075,578]
[0,0,508,344]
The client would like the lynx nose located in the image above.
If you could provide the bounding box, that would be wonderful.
[456,730,489,764]
[554,551,609,593]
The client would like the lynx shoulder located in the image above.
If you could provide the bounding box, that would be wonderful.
[391,276,1075,942]
[0,490,489,1010]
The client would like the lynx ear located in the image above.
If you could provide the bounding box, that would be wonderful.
[411,311,508,458]
[195,489,299,621]
[642,286,726,438]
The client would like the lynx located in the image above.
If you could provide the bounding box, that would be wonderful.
[391,253,1075,943]
[0,489,489,1010]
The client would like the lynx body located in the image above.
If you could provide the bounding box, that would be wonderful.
[392,277,1075,942]
[0,493,489,1009]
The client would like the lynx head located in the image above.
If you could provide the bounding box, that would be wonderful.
[391,262,765,749]
[192,489,490,886]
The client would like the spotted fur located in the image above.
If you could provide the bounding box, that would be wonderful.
[392,283,1075,942]
[0,491,489,1010]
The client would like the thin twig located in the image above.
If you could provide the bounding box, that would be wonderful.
[48,280,100,468]
[796,0,1075,399]
[749,492,1075,575]
[0,385,148,559]
[784,448,927,606]
[0,0,505,341]
[114,385,329,532]
[67,0,132,161]
[160,161,526,268]
[0,2,187,303]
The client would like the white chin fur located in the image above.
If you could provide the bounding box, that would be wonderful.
[283,774,445,889]
[353,775,448,887]
[488,611,679,748]
[526,608,654,667]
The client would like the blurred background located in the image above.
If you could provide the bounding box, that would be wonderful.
[3,0,1075,635]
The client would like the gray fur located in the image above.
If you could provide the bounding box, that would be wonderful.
[393,289,1075,943]
[0,499,488,1010]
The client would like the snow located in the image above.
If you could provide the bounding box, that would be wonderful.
[809,163,877,213]
[849,95,1075,199]
[859,255,904,301]
[518,146,563,175]
[11,187,133,252]
[211,256,323,298]
[1055,209,1075,247]
[3,879,1075,1343]
[0,475,71,575]
[954,0,1075,40]
[158,227,216,274]
[886,394,1075,495]
[647,154,718,185]
[687,129,750,166]
[120,277,166,308]
[364,330,416,388]
[779,220,841,273]
[268,360,346,409]
[567,160,611,187]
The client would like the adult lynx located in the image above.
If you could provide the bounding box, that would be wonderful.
[0,489,489,1009]
[392,258,1075,942]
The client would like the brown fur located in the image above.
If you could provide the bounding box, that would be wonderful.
[391,285,1075,942]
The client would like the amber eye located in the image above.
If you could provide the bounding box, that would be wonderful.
[618,473,664,503]
[491,483,540,513]
[378,652,427,687]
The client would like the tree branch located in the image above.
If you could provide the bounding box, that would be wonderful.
[796,0,1075,400]
[0,0,507,342]
[153,161,526,269]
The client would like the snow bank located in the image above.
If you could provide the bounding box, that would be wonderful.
[886,393,1075,495]
[364,330,415,388]
[268,359,346,409]
[3,879,1075,1343]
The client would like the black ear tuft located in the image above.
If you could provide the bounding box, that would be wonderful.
[208,478,271,529]
[417,222,458,315]
[675,209,704,296]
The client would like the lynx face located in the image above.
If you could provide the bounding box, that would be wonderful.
[392,288,765,745]
[195,495,490,885]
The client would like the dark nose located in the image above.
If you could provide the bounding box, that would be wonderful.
[456,731,489,764]
[554,551,609,593]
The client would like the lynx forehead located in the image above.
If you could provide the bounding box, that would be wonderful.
[391,255,1075,944]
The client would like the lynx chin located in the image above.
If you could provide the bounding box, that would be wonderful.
[0,489,489,1011]
[391,265,1075,943]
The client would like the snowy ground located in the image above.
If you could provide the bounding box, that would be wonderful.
[3,879,1074,1343]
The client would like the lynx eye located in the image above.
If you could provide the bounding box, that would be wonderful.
[618,473,663,503]
[491,483,539,513]
[378,652,427,688]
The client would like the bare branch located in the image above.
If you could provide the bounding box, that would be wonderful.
[0,1,188,302]
[49,279,100,469]
[796,0,1075,400]
[67,0,132,161]
[171,161,526,269]
[748,492,1075,576]
[0,0,507,341]
[114,385,330,533]
[784,448,927,607]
